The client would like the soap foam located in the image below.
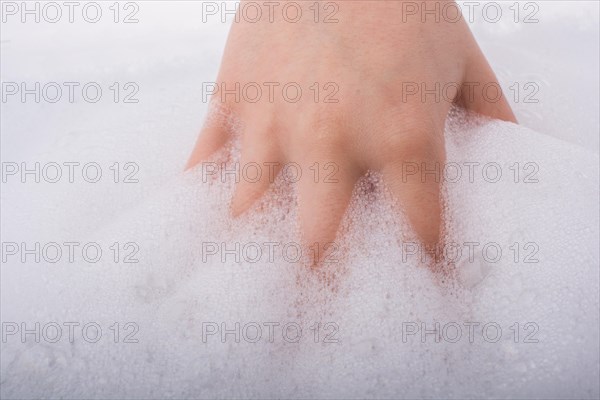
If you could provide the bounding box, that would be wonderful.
[1,1,599,397]
[1,108,598,399]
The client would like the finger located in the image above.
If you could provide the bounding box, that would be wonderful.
[460,57,518,123]
[230,127,281,217]
[185,106,232,170]
[296,157,362,267]
[382,134,444,248]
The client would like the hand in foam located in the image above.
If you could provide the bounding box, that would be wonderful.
[186,0,517,264]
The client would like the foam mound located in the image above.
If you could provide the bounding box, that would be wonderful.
[2,108,598,399]
[1,1,599,398]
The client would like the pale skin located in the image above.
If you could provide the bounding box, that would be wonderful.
[186,0,517,264]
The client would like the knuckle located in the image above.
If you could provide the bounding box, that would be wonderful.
[378,113,444,163]
[381,130,435,160]
[303,109,349,151]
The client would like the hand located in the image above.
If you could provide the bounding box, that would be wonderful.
[186,0,516,264]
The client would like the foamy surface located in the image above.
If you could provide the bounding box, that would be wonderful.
[1,2,599,399]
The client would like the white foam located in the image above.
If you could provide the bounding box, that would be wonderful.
[2,108,598,399]
[1,1,598,398]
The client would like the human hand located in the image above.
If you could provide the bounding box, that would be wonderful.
[186,0,516,264]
